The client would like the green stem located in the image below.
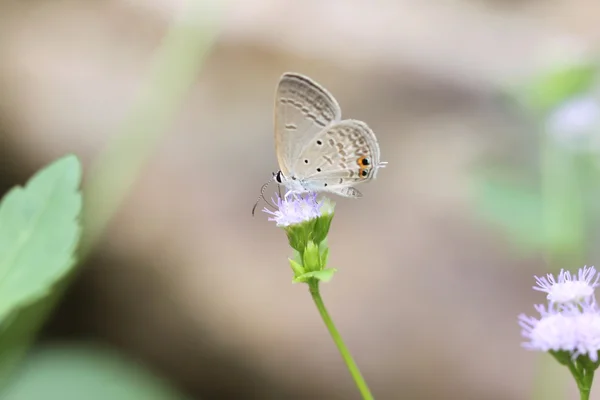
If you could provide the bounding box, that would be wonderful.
[567,359,594,400]
[578,376,592,400]
[579,366,594,400]
[308,280,374,400]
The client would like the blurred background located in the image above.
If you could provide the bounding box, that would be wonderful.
[1,0,600,399]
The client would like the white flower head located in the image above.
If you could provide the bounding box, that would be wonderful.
[262,192,327,227]
[519,301,600,362]
[533,266,600,305]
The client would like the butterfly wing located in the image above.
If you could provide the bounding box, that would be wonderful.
[291,119,385,197]
[274,73,342,177]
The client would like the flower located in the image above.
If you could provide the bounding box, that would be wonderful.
[547,96,600,134]
[262,192,335,254]
[546,95,600,151]
[519,301,600,362]
[262,192,324,227]
[263,192,337,283]
[533,266,600,305]
[520,265,600,396]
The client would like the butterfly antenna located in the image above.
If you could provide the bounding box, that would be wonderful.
[251,175,276,217]
[373,161,388,178]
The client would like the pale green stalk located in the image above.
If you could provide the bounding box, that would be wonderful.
[82,2,222,254]
[308,280,374,400]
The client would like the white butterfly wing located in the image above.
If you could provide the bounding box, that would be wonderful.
[274,73,342,177]
[291,119,384,197]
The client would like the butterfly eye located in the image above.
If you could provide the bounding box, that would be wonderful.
[357,156,370,167]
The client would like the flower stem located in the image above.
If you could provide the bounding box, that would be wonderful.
[308,280,374,400]
[579,369,594,400]
[580,388,591,400]
[567,360,594,400]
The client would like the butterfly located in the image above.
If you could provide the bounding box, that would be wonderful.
[253,72,386,215]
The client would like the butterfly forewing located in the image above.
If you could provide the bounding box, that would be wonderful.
[274,73,342,176]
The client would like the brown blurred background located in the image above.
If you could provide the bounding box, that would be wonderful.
[1,0,599,399]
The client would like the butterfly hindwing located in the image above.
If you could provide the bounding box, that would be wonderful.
[290,119,382,191]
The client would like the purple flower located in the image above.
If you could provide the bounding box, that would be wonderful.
[519,301,600,361]
[533,266,600,305]
[547,96,600,149]
[262,192,332,227]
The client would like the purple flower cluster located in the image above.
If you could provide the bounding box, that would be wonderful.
[262,192,325,227]
[519,266,600,361]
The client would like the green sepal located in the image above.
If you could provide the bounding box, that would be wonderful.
[576,354,600,372]
[319,240,329,269]
[284,223,309,254]
[292,268,338,284]
[312,199,335,245]
[550,350,573,367]
[289,258,305,277]
[302,241,321,273]
[292,250,303,265]
[311,268,337,282]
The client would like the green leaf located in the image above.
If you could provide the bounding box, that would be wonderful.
[288,258,305,278]
[525,62,598,113]
[1,344,190,400]
[293,268,337,284]
[291,275,308,284]
[310,268,337,283]
[0,295,60,388]
[0,155,82,321]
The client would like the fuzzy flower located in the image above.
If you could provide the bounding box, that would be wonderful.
[519,301,600,362]
[547,96,600,134]
[263,192,337,282]
[263,192,324,227]
[533,266,600,305]
[546,95,600,151]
